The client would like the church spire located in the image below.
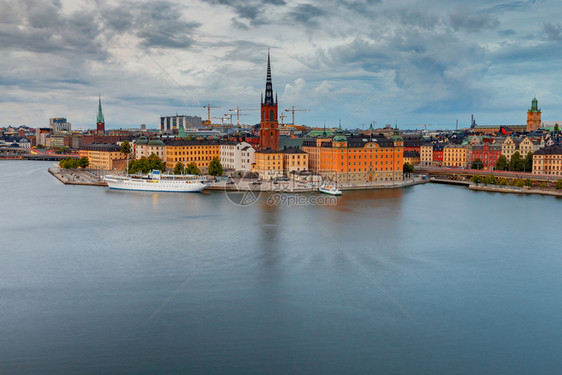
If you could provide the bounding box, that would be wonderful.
[97,94,105,124]
[263,49,274,105]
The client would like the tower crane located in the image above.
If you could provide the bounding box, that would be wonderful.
[285,106,310,125]
[279,113,288,125]
[203,104,221,124]
[229,106,258,126]
[411,124,432,131]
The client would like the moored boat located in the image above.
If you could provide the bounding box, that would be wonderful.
[104,170,210,193]
[318,183,342,196]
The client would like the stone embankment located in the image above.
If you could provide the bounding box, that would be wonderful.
[468,184,562,197]
[49,168,107,186]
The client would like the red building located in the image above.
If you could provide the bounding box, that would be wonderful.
[258,51,279,151]
[470,142,502,170]
[432,144,444,166]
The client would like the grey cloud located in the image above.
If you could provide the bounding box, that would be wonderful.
[287,3,325,25]
[544,22,562,41]
[448,9,499,32]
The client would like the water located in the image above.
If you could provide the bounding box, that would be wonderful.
[1,160,562,374]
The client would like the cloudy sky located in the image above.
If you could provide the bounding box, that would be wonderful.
[1,0,561,130]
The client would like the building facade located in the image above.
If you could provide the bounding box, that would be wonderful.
[49,118,71,132]
[79,144,123,170]
[253,149,284,179]
[220,141,255,171]
[164,140,222,172]
[533,145,562,176]
[160,115,202,133]
[443,144,468,168]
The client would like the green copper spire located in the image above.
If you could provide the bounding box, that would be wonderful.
[97,94,105,124]
[529,97,540,113]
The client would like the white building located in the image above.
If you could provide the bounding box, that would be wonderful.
[49,118,71,132]
[160,115,202,132]
[220,141,255,172]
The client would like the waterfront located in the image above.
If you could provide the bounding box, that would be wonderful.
[2,161,562,374]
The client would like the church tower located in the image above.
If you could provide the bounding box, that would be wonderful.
[527,97,541,132]
[96,94,105,134]
[259,50,279,151]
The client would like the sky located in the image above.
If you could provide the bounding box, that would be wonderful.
[1,0,562,130]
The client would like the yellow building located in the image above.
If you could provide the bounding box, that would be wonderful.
[403,151,420,166]
[282,147,308,175]
[501,137,520,161]
[253,148,284,179]
[79,144,124,170]
[443,144,468,168]
[420,144,433,166]
[164,140,222,173]
[532,145,562,176]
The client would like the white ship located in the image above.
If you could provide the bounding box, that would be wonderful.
[104,170,210,193]
[318,182,342,196]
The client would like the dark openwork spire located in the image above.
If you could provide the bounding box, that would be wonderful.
[263,49,274,105]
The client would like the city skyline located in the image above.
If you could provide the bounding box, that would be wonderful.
[1,0,562,130]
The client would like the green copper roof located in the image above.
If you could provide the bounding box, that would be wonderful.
[332,124,347,142]
[97,95,105,124]
[389,126,403,142]
[136,136,148,145]
[529,97,540,113]
[148,137,165,146]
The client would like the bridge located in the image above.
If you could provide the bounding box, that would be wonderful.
[0,148,78,161]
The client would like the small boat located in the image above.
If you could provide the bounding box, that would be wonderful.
[319,183,342,195]
[104,170,210,193]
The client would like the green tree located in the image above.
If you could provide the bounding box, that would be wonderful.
[514,179,524,188]
[524,152,533,173]
[128,157,151,174]
[509,151,522,171]
[59,157,79,169]
[471,158,484,170]
[403,162,415,178]
[524,178,533,187]
[499,178,508,186]
[208,157,223,176]
[173,162,185,175]
[484,175,497,185]
[556,179,562,190]
[36,144,45,149]
[78,156,89,169]
[495,155,508,171]
[471,175,481,184]
[540,182,547,189]
[185,162,200,175]
[147,153,164,172]
[555,123,560,133]
[121,140,131,156]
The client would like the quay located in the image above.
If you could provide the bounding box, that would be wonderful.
[49,167,107,186]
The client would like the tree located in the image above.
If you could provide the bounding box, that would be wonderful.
[514,179,524,188]
[496,155,508,171]
[36,144,45,149]
[499,178,508,186]
[509,151,522,171]
[173,162,185,175]
[185,162,200,175]
[147,153,164,172]
[471,175,481,184]
[524,152,533,173]
[484,175,497,185]
[78,156,89,169]
[121,140,131,156]
[59,157,79,169]
[403,162,415,178]
[524,179,533,187]
[555,123,560,133]
[556,179,562,190]
[208,157,223,176]
[471,158,484,170]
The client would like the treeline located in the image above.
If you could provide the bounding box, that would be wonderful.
[495,152,533,172]
[59,157,89,169]
[471,175,562,190]
[128,154,165,174]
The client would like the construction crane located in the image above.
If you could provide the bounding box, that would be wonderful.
[229,106,258,126]
[279,114,288,125]
[203,103,221,124]
[285,106,310,125]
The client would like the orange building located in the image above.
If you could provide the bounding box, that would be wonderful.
[303,127,404,184]
[164,140,222,173]
[253,148,284,179]
[79,143,124,170]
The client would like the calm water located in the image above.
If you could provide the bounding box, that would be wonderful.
[1,160,562,374]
